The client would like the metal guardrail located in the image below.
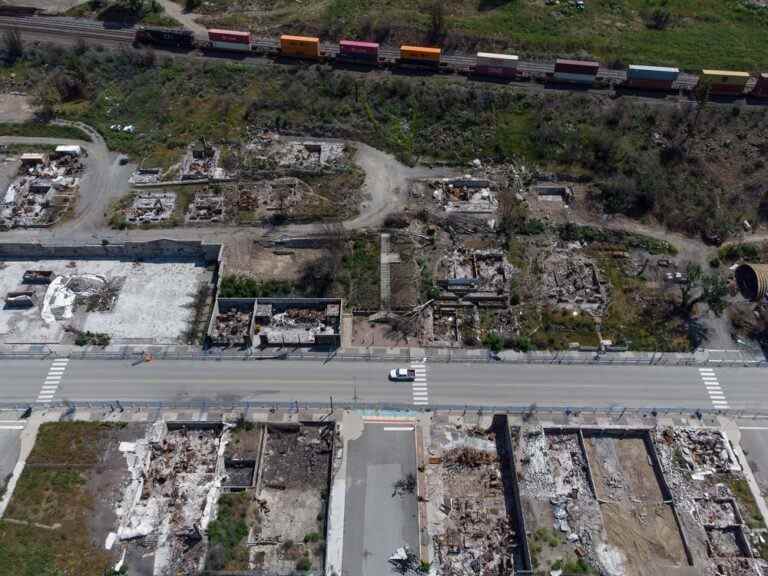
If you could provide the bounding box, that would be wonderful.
[0,348,765,367]
[0,346,768,368]
[3,399,768,419]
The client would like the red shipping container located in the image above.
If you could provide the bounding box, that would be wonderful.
[555,58,599,75]
[625,78,674,91]
[475,65,517,78]
[751,74,768,98]
[208,29,251,44]
[339,40,379,58]
[709,83,746,95]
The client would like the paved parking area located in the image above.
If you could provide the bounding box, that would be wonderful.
[0,410,26,490]
[342,422,419,576]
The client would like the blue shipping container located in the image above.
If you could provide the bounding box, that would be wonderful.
[627,65,679,81]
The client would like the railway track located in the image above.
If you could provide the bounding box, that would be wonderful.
[0,15,756,95]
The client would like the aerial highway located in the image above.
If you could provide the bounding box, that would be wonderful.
[3,358,767,412]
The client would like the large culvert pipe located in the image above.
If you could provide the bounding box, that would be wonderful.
[735,263,768,301]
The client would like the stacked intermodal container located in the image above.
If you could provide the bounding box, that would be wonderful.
[750,73,768,98]
[338,40,379,62]
[475,52,519,78]
[208,29,251,52]
[700,70,750,95]
[553,59,599,84]
[625,64,679,90]
[280,35,321,59]
[399,45,441,66]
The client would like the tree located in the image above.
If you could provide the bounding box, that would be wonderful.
[678,262,728,318]
[2,28,23,66]
[426,0,447,43]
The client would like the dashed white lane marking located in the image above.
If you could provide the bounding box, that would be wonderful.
[410,360,428,405]
[383,427,415,432]
[37,358,68,403]
[699,368,728,409]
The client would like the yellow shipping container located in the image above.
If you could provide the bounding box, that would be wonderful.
[280,35,320,59]
[400,45,441,62]
[701,69,750,86]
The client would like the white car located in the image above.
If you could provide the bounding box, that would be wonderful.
[389,368,416,382]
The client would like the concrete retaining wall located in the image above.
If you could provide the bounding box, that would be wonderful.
[0,239,222,263]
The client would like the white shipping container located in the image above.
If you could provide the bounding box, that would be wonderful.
[210,40,251,52]
[553,71,596,84]
[476,52,519,69]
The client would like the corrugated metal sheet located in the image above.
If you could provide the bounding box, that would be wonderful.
[208,29,250,44]
[400,45,441,61]
[553,71,596,84]
[476,52,519,68]
[339,40,379,57]
[555,59,599,74]
[280,35,320,58]
[627,64,679,80]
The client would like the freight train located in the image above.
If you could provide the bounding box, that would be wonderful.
[133,26,768,99]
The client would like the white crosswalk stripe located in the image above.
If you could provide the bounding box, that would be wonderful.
[410,361,429,406]
[37,359,69,403]
[699,368,728,409]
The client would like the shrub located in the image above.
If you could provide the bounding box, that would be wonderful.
[482,332,504,353]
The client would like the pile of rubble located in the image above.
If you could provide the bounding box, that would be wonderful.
[41,273,123,323]
[129,168,162,185]
[430,176,498,215]
[543,250,608,312]
[212,307,251,347]
[245,135,346,173]
[113,422,230,575]
[181,140,222,181]
[186,191,224,223]
[124,192,176,224]
[0,152,82,228]
[428,425,517,576]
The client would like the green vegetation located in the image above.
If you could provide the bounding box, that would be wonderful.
[334,238,380,309]
[66,0,180,26]
[719,241,765,263]
[519,306,600,350]
[220,275,302,298]
[728,478,765,529]
[598,255,690,351]
[191,0,768,70]
[295,555,312,571]
[303,532,322,543]
[559,224,677,256]
[0,122,92,141]
[206,492,250,570]
[551,556,595,574]
[74,330,111,347]
[482,331,504,353]
[5,39,767,238]
[0,423,126,576]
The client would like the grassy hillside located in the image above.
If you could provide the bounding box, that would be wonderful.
[193,0,768,70]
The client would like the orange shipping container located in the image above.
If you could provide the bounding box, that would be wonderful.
[400,45,441,62]
[280,35,320,59]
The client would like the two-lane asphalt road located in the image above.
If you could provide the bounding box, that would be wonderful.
[3,359,767,410]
